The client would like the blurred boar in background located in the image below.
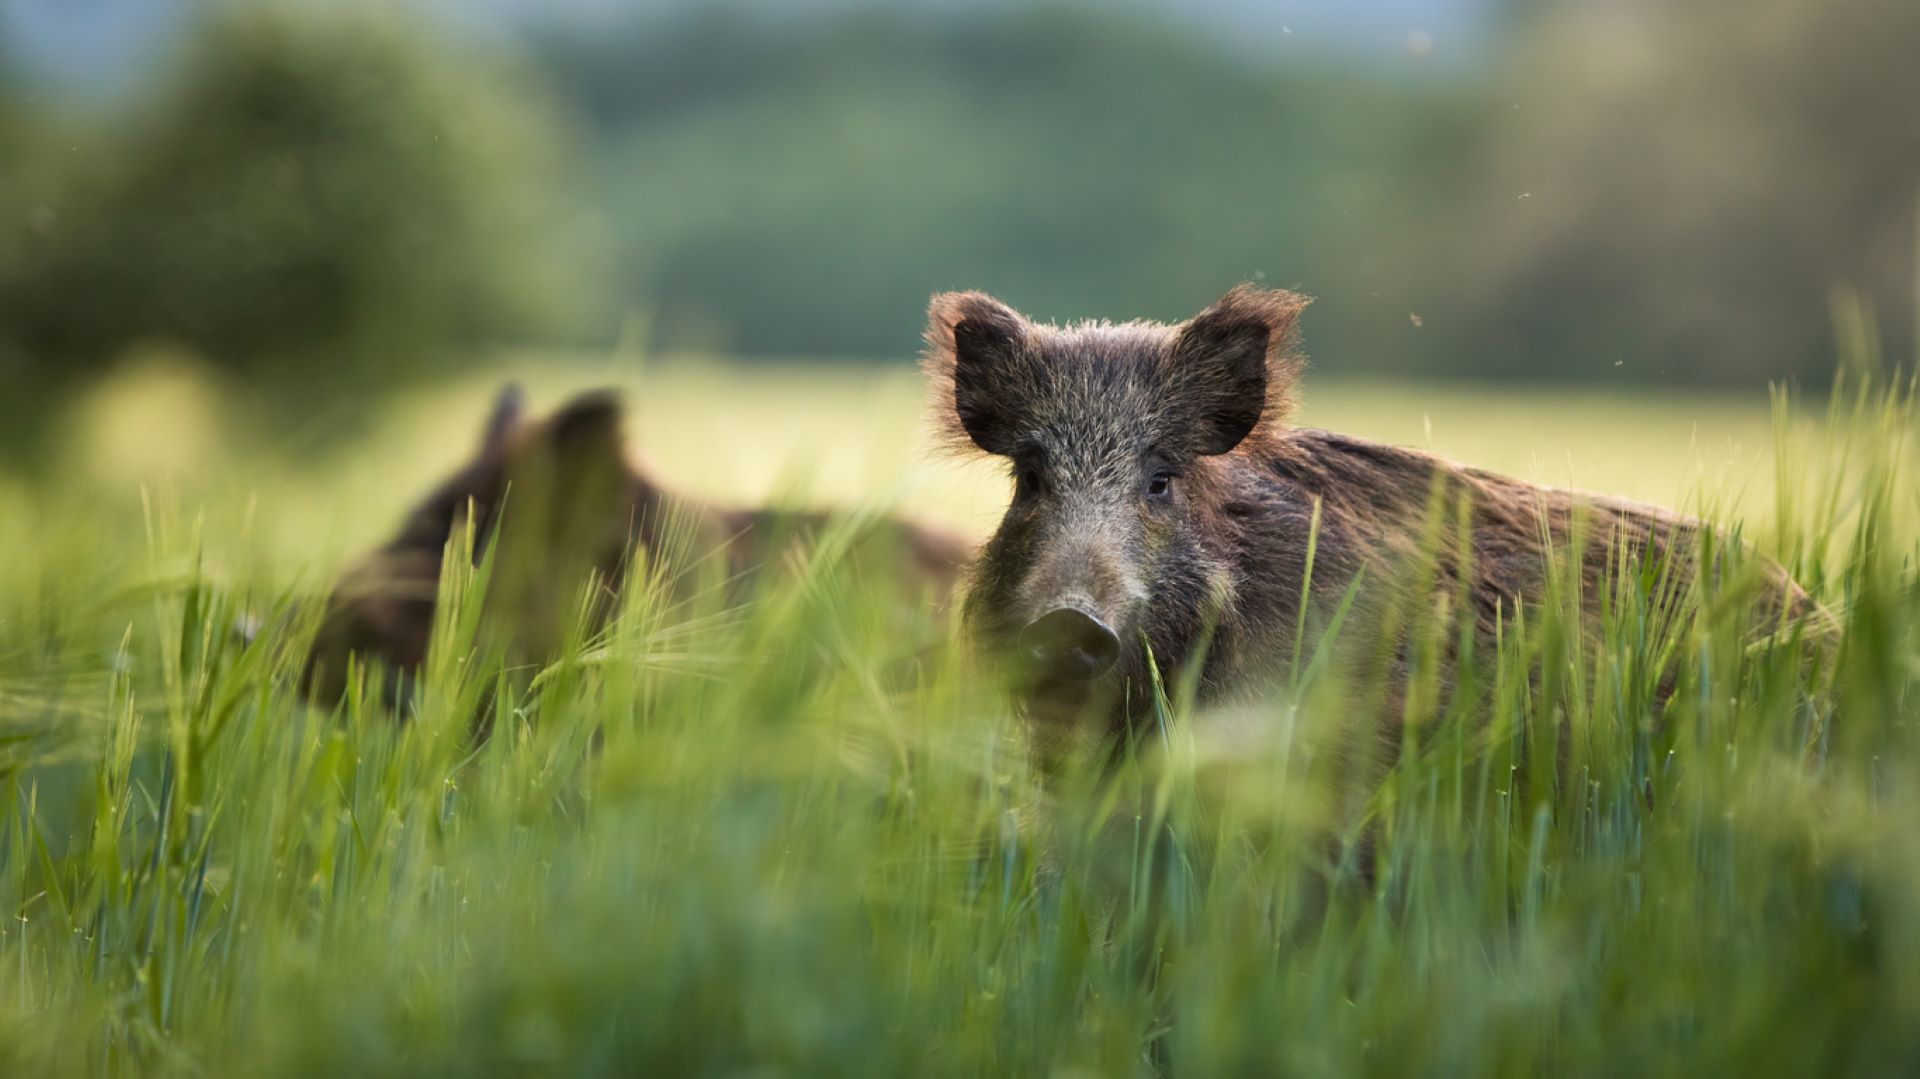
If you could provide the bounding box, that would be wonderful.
[303,384,971,705]
[926,285,1826,771]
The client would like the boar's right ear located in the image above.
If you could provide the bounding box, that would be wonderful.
[502,389,633,531]
[924,291,1029,456]
[1168,285,1310,455]
[537,389,627,470]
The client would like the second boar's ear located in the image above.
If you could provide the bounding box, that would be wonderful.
[924,291,1029,456]
[538,389,627,468]
[1169,285,1310,455]
[478,382,527,456]
[503,389,632,530]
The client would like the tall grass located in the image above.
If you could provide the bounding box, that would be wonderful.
[0,361,1915,1075]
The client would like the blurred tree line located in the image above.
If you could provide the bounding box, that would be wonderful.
[0,6,597,435]
[538,0,1918,383]
[1,0,1914,431]
[1451,0,1920,382]
[538,7,1469,366]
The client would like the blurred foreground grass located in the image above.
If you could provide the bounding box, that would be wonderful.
[0,357,1915,1074]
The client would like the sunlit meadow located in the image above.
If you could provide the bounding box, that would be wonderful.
[1,342,1916,1074]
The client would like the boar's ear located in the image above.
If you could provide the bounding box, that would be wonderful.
[1168,285,1310,455]
[924,291,1029,456]
[529,390,629,479]
[501,388,633,535]
[478,382,527,457]
[388,388,530,551]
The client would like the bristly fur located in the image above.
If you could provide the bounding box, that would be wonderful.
[922,285,1311,462]
[928,282,1827,778]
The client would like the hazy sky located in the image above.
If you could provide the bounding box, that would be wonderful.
[1,0,1491,94]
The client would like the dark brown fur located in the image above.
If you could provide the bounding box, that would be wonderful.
[925,285,1826,769]
[304,385,972,703]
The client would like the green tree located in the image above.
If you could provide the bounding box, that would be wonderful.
[538,9,1464,363]
[1408,0,1920,384]
[0,6,598,402]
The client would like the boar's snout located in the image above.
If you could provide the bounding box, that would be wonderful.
[1018,607,1121,682]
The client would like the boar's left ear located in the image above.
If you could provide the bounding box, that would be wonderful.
[924,291,1031,456]
[478,382,527,456]
[1168,285,1310,455]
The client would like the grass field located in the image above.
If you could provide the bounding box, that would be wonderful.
[1,353,1917,1074]
[59,351,1790,549]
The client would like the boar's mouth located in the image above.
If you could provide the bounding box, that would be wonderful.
[1016,673,1116,733]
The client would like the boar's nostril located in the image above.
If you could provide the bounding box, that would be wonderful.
[1018,607,1121,682]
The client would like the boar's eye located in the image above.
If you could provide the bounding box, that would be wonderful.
[1013,461,1043,498]
[1145,470,1175,501]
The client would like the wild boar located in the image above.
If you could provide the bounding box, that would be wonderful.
[924,285,1824,770]
[303,384,971,705]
